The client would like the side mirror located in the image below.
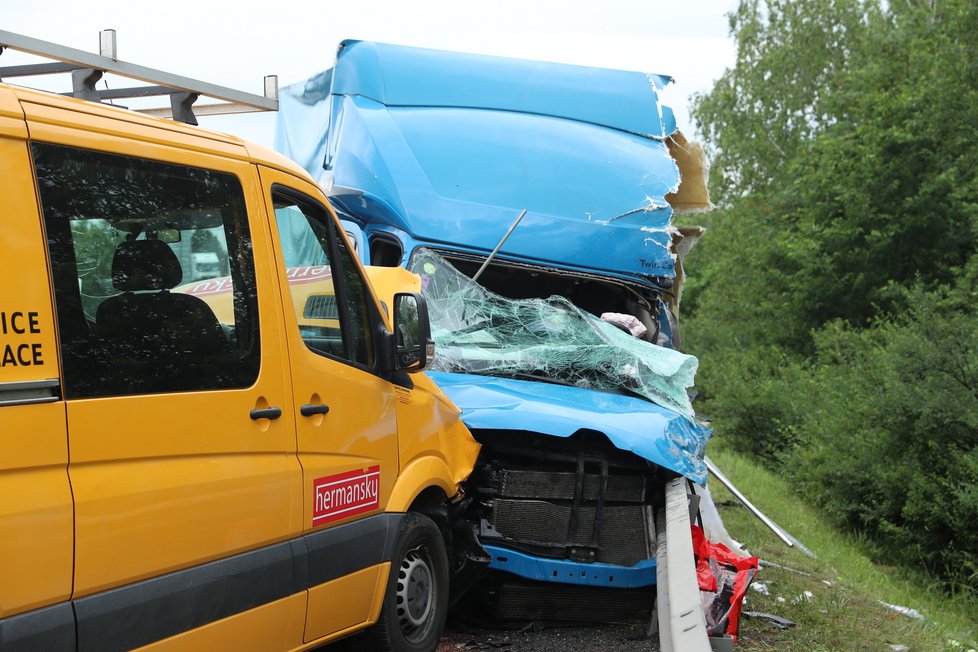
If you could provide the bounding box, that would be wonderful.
[393,292,434,373]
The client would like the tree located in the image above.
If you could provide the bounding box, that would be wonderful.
[683,0,978,593]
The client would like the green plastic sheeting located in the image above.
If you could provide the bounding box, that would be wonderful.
[411,249,700,420]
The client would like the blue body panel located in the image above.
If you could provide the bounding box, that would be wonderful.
[330,40,675,138]
[276,40,683,280]
[427,372,710,484]
[483,545,656,588]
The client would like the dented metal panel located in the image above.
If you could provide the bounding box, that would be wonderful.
[330,40,676,139]
[427,372,711,484]
[275,42,687,281]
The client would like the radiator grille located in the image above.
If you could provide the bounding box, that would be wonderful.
[498,469,645,503]
[491,499,650,566]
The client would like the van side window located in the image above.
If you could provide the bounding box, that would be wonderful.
[33,143,261,398]
[272,190,375,367]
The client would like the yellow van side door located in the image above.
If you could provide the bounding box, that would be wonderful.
[258,168,399,642]
[26,112,303,651]
[0,90,74,649]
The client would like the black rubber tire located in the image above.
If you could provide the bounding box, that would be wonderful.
[363,513,449,652]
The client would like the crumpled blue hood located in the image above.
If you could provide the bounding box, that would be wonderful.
[427,371,711,484]
[275,40,683,281]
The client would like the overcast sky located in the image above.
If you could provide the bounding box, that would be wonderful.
[3,1,738,148]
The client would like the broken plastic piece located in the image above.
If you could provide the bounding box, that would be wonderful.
[879,602,927,621]
[412,249,700,419]
[742,611,796,630]
[791,590,814,604]
[664,131,712,215]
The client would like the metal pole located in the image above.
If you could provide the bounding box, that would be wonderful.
[471,209,527,283]
[705,456,799,550]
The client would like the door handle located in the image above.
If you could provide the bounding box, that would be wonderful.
[250,407,283,420]
[300,403,330,417]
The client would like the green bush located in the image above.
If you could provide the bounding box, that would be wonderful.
[786,293,978,591]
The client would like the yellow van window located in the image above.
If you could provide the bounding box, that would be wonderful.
[33,143,261,398]
[272,190,374,367]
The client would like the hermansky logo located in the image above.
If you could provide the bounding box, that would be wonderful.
[312,466,380,525]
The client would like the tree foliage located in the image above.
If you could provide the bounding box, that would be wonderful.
[684,0,978,593]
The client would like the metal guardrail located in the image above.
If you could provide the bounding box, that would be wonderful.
[654,477,713,651]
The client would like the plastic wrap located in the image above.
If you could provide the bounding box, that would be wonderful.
[692,524,759,642]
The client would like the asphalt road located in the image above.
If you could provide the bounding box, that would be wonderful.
[435,618,660,652]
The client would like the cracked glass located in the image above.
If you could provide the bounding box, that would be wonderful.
[410,249,699,419]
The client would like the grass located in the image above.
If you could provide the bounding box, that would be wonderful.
[706,438,978,652]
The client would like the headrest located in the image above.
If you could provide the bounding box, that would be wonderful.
[111,239,183,291]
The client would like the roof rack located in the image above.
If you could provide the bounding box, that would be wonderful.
[0,29,277,125]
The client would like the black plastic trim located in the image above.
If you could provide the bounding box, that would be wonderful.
[74,542,295,652]
[0,513,407,652]
[304,513,402,587]
[0,601,75,652]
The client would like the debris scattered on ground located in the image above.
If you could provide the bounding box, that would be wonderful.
[879,601,927,621]
[459,636,513,649]
[743,611,797,630]
[435,620,657,652]
[888,645,910,651]
[791,591,814,604]
[751,581,770,596]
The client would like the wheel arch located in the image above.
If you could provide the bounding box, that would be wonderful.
[387,456,456,514]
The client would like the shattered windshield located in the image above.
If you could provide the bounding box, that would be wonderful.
[410,249,700,420]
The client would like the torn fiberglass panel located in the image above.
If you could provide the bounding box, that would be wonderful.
[411,249,699,420]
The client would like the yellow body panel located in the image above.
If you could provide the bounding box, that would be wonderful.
[303,563,389,642]
[0,403,72,617]
[364,266,482,508]
[16,87,247,159]
[0,138,60,385]
[0,85,28,139]
[256,166,401,638]
[0,114,73,618]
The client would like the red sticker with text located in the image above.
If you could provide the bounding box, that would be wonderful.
[312,466,380,525]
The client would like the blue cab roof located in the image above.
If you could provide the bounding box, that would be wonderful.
[276,40,683,281]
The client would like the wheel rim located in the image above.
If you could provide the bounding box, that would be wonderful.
[395,545,434,642]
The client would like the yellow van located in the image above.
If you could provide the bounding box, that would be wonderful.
[0,81,479,651]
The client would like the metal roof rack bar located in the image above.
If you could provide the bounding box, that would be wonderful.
[0,29,277,124]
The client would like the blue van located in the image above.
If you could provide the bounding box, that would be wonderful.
[276,40,713,620]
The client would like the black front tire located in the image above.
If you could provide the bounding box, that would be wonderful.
[365,513,448,652]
